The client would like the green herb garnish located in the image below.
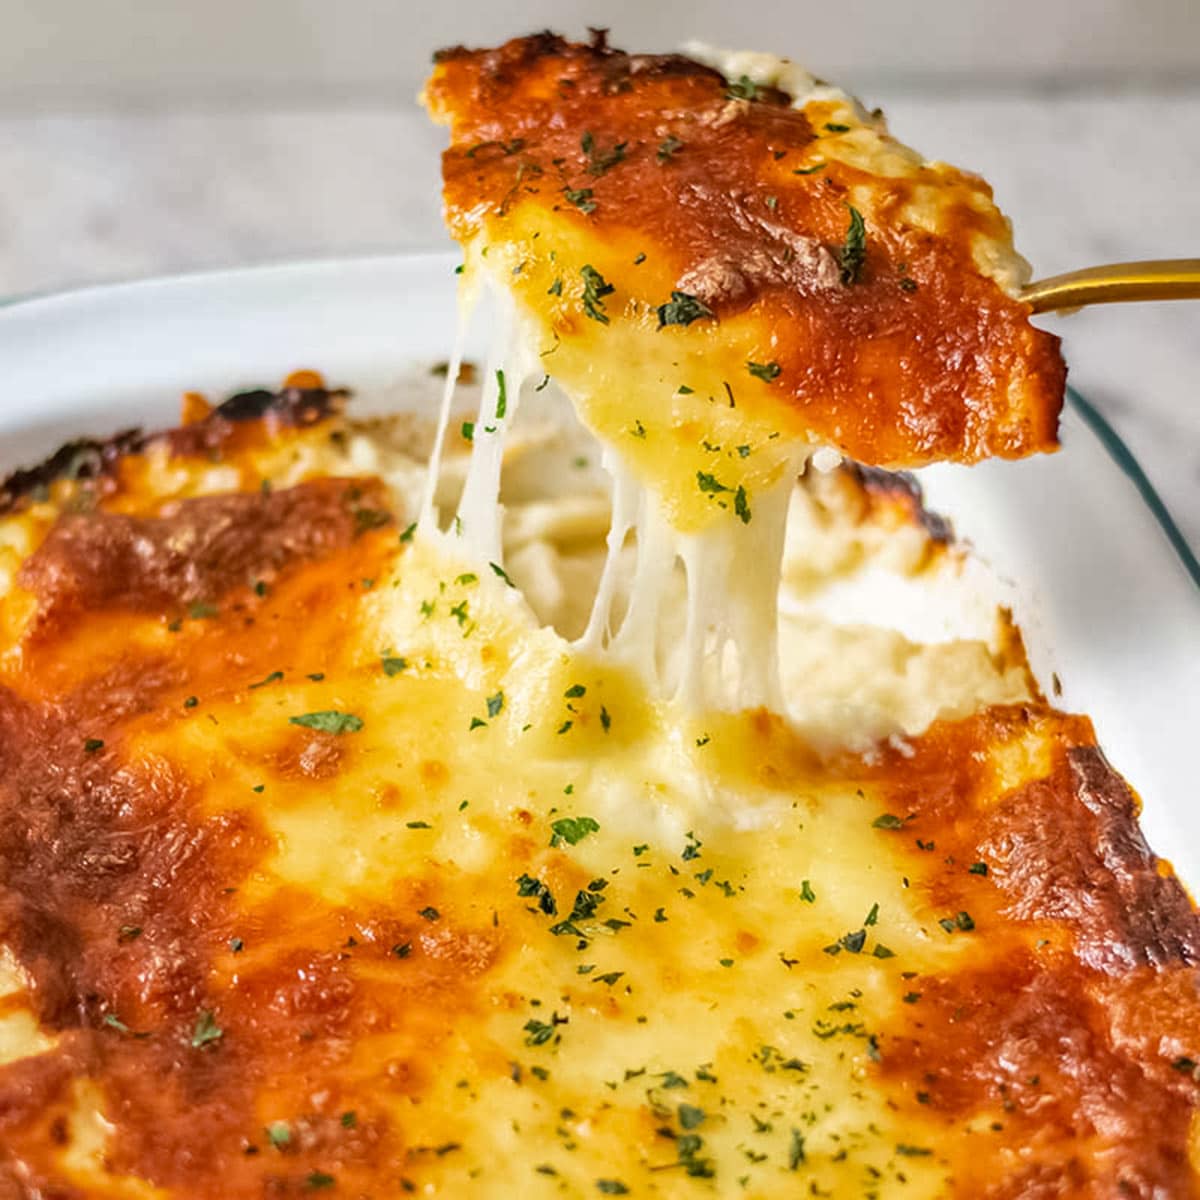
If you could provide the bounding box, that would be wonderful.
[582,130,627,175]
[747,360,781,382]
[563,186,597,214]
[656,290,713,328]
[550,816,600,847]
[838,204,867,284]
[190,1009,223,1048]
[657,134,683,163]
[495,368,507,419]
[581,264,615,324]
[725,75,760,101]
[289,711,363,735]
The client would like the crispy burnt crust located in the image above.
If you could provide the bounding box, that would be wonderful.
[425,32,1067,467]
[856,705,1200,1194]
[839,461,954,544]
[0,383,348,516]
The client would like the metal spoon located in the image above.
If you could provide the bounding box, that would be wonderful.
[1022,259,1200,313]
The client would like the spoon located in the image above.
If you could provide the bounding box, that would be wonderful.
[1022,259,1200,313]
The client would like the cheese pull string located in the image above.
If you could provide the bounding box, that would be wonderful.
[1022,259,1200,314]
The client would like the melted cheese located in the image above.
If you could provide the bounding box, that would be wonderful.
[0,378,1058,1196]
[0,39,1190,1198]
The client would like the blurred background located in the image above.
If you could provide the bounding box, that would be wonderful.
[0,0,1197,548]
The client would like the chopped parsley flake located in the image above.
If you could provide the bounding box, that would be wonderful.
[969,861,989,876]
[657,134,683,163]
[596,1181,629,1195]
[825,122,852,132]
[289,711,363,735]
[580,264,615,324]
[734,485,752,524]
[656,290,713,329]
[248,669,283,689]
[550,816,600,848]
[799,879,816,903]
[524,1013,567,1046]
[839,204,868,285]
[864,902,879,927]
[789,1128,807,1169]
[487,691,505,718]
[725,74,760,101]
[840,929,867,954]
[564,683,587,698]
[305,1172,335,1191]
[582,130,627,175]
[494,369,507,419]
[517,874,558,916]
[696,471,730,495]
[418,906,440,921]
[793,162,826,175]
[382,656,407,676]
[190,1010,223,1048]
[489,561,515,587]
[564,186,597,214]
[872,812,906,829]
[747,360,782,382]
[461,420,475,442]
[83,738,104,753]
[266,1122,291,1148]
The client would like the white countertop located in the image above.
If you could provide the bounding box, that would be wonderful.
[1,92,1197,553]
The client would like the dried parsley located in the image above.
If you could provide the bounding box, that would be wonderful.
[580,264,615,324]
[289,711,363,735]
[839,204,867,285]
[747,360,781,382]
[657,291,713,328]
[550,816,600,847]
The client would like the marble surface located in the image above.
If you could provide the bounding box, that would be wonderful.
[0,92,1197,553]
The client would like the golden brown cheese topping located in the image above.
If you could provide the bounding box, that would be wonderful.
[423,31,1066,486]
[0,383,1197,1198]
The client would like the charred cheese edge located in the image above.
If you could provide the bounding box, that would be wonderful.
[0,381,1197,1199]
[422,29,1067,535]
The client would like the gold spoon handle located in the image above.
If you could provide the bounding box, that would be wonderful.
[1022,259,1200,313]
